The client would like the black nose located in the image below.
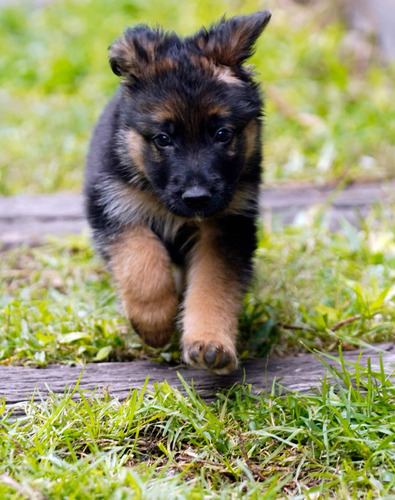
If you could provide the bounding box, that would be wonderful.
[182,186,212,210]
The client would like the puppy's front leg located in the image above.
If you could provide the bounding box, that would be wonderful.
[110,226,178,348]
[182,219,254,373]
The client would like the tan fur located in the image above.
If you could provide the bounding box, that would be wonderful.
[190,54,242,87]
[172,265,186,297]
[181,221,242,373]
[99,179,185,241]
[196,20,260,67]
[110,38,177,80]
[223,120,259,216]
[206,103,230,117]
[154,58,178,74]
[196,37,207,53]
[110,226,178,347]
[189,54,210,72]
[109,38,138,75]
[126,129,145,172]
[152,109,175,124]
[151,98,182,123]
[243,119,259,161]
[213,65,243,86]
[226,184,256,216]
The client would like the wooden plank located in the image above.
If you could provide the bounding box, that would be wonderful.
[1,181,394,248]
[0,192,86,248]
[3,343,395,412]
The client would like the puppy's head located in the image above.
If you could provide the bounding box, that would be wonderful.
[110,12,271,218]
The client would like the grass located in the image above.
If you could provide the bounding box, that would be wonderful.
[1,0,395,496]
[1,359,395,498]
[1,0,395,195]
[1,207,395,497]
[1,209,394,367]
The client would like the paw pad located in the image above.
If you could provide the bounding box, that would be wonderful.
[184,340,237,373]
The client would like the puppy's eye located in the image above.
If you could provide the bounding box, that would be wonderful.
[154,134,173,148]
[215,128,233,144]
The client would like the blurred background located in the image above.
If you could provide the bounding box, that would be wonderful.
[1,0,394,196]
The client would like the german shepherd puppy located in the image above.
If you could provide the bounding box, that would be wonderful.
[84,11,271,373]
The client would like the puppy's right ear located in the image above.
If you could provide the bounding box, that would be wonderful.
[109,25,163,79]
[192,11,271,67]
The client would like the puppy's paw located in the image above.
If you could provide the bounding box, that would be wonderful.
[128,294,178,348]
[183,340,238,374]
[131,321,174,348]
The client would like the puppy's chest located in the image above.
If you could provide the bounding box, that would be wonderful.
[101,180,199,265]
[152,222,198,267]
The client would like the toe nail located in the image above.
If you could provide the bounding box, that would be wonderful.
[215,351,231,369]
[203,349,217,367]
[189,349,200,362]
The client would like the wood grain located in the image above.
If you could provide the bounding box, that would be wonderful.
[3,343,394,413]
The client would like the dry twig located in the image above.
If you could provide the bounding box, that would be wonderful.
[278,322,317,333]
[278,314,363,334]
[331,314,362,332]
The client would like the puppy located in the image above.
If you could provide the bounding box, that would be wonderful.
[84,11,271,373]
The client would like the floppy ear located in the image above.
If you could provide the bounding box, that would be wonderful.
[192,11,271,67]
[109,25,167,79]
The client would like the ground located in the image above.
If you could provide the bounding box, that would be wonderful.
[1,0,395,498]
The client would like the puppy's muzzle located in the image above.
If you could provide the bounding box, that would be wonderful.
[182,186,212,210]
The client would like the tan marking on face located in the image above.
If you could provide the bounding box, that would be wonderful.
[206,103,231,118]
[126,129,146,173]
[148,91,186,123]
[226,184,257,216]
[151,103,178,123]
[243,119,259,161]
[110,225,178,348]
[181,221,242,372]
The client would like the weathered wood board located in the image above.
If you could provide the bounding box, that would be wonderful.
[3,343,395,412]
[1,181,394,248]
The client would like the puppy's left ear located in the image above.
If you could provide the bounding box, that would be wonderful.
[192,11,271,67]
[109,25,171,80]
